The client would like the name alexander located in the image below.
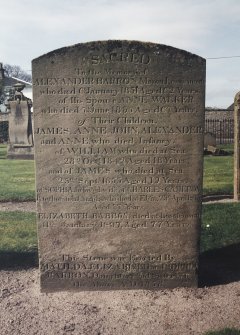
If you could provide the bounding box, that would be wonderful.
[35,125,203,135]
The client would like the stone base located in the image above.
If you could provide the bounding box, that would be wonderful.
[7,145,34,160]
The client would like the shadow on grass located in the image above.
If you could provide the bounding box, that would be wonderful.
[199,243,240,287]
[0,250,39,270]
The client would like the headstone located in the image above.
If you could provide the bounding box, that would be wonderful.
[204,132,216,148]
[32,41,206,292]
[6,83,34,159]
[234,91,240,201]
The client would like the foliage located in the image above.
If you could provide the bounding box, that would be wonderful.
[0,80,3,100]
[3,63,32,83]
[0,78,5,107]
[0,122,8,143]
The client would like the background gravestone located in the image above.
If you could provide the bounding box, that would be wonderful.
[234,91,240,201]
[6,83,34,159]
[32,40,206,291]
[204,132,216,148]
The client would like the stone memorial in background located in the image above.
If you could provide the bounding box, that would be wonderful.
[32,41,206,292]
[234,91,240,201]
[204,132,216,149]
[6,83,34,159]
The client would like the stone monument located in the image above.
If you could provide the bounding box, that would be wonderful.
[6,83,34,159]
[32,41,206,292]
[234,91,240,201]
[204,132,216,149]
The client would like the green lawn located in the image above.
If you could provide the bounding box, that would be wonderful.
[201,203,240,252]
[0,211,37,253]
[0,143,238,254]
[203,143,234,196]
[203,155,233,196]
[0,144,235,200]
[0,144,36,201]
[204,329,240,335]
[0,202,240,254]
[218,143,234,154]
[0,143,7,159]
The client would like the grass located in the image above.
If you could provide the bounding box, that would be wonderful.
[0,210,38,268]
[0,143,238,254]
[0,143,235,200]
[203,143,233,196]
[218,144,234,154]
[0,211,37,253]
[0,143,7,159]
[203,155,233,196]
[203,328,240,335]
[201,203,240,252]
[0,202,240,254]
[0,144,35,201]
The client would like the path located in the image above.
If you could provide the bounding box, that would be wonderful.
[0,201,36,212]
[0,197,235,213]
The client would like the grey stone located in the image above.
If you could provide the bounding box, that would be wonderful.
[204,132,216,148]
[32,40,206,292]
[206,145,217,154]
[234,91,240,201]
[6,83,34,159]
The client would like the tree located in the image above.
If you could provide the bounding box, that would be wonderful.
[3,64,32,83]
[0,82,4,104]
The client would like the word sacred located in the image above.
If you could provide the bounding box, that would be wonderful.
[86,52,151,65]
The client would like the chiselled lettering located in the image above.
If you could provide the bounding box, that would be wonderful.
[33,40,205,292]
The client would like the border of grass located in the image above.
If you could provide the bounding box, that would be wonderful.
[1,202,240,254]
[203,155,233,196]
[201,203,240,252]
[0,144,35,201]
[0,144,236,200]
[203,328,240,335]
[0,211,37,253]
[0,143,7,159]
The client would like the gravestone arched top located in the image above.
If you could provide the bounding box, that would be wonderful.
[32,40,206,292]
[234,91,240,104]
[33,40,205,66]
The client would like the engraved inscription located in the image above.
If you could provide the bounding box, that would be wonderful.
[33,41,205,291]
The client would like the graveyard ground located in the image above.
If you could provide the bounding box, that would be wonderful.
[0,144,240,335]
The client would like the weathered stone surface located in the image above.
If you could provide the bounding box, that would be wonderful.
[204,132,216,148]
[32,40,206,292]
[6,83,34,159]
[234,91,240,201]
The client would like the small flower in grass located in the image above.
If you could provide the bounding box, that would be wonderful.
[206,224,210,228]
